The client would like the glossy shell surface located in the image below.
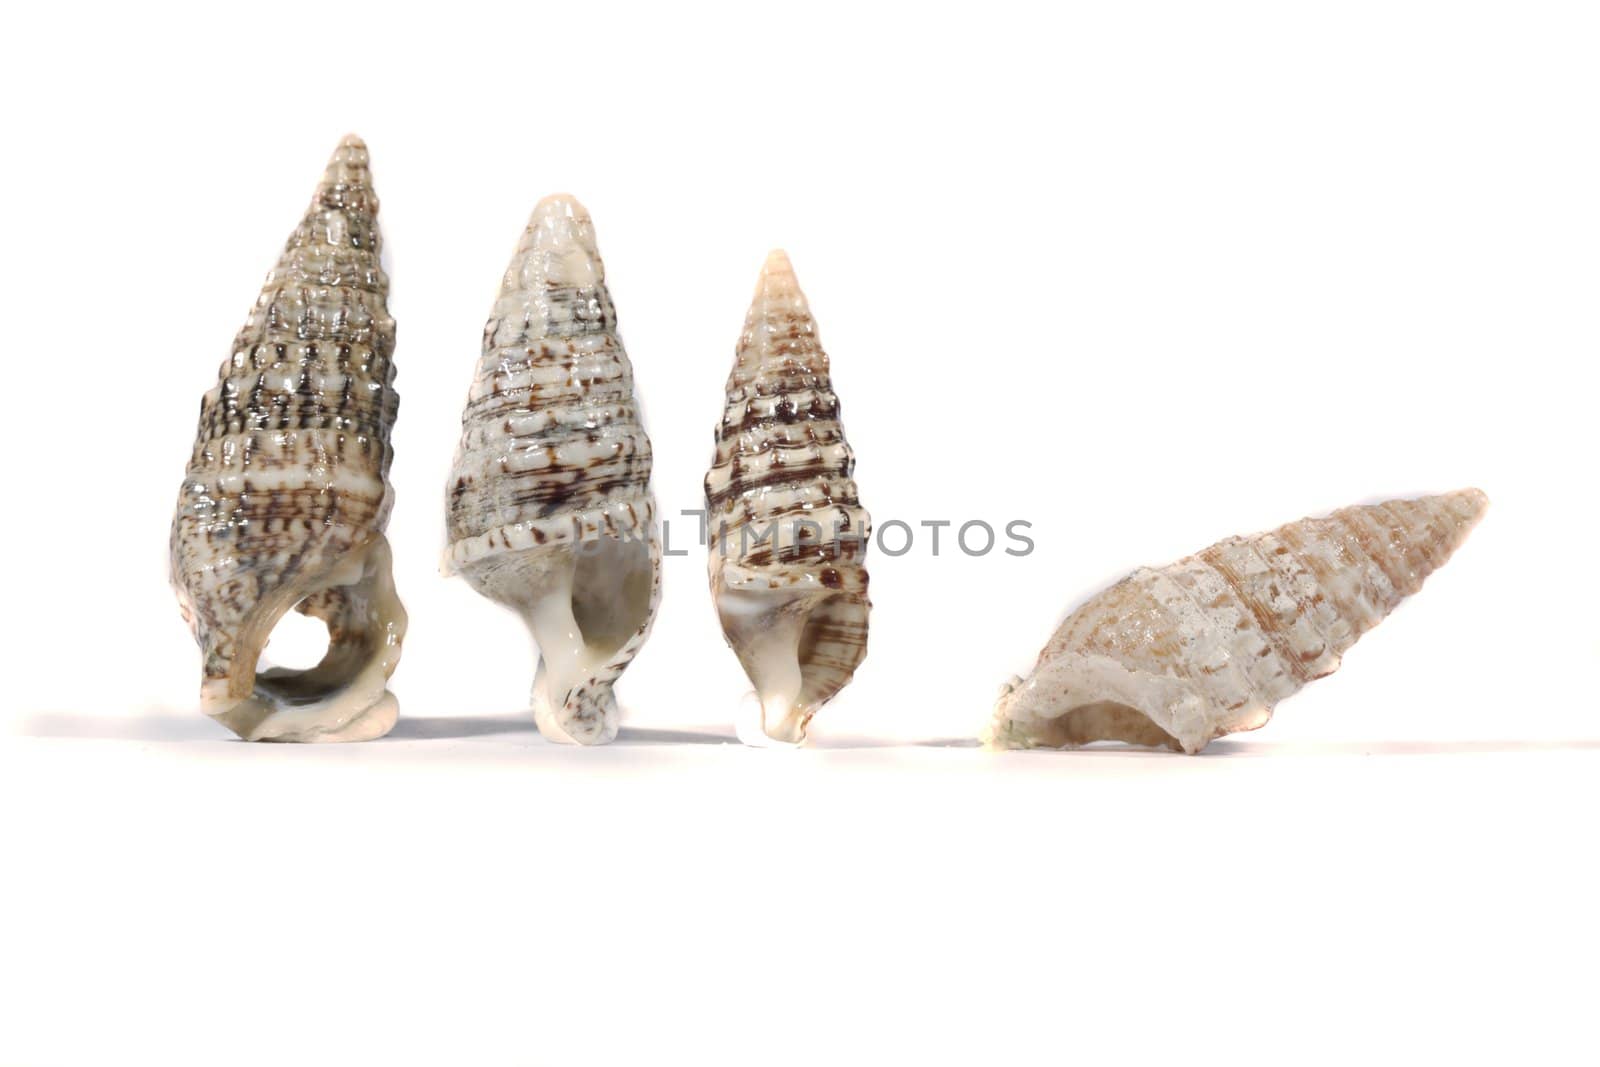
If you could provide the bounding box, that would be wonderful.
[170,135,406,742]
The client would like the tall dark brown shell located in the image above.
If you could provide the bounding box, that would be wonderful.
[170,135,406,742]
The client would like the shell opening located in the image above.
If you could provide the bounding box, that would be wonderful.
[256,607,332,673]
[571,535,654,663]
[986,652,1209,753]
[205,536,406,742]
[721,587,868,745]
[1024,701,1183,752]
[479,532,657,746]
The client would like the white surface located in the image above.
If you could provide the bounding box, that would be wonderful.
[4,724,1597,1064]
[2,0,1597,1063]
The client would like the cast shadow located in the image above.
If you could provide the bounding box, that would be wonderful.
[17,712,1599,759]
[18,712,222,743]
[386,718,735,745]
[614,726,735,746]
[385,715,535,741]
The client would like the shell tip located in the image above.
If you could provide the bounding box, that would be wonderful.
[322,134,372,186]
[753,248,805,305]
[518,194,600,278]
[763,248,796,275]
[1449,487,1490,526]
[531,192,590,222]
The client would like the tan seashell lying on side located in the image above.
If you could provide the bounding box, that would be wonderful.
[984,490,1488,753]
[170,135,407,742]
[705,251,871,747]
[445,195,661,745]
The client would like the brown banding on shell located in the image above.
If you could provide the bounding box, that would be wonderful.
[705,250,871,746]
[444,195,660,745]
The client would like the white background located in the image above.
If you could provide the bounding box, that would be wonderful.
[2,1,1596,1063]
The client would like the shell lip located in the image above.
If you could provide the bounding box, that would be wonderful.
[734,691,806,749]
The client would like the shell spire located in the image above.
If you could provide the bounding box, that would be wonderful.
[705,251,871,746]
[504,192,606,289]
[985,490,1488,753]
[445,193,662,746]
[318,133,377,207]
[745,250,816,349]
[170,135,407,742]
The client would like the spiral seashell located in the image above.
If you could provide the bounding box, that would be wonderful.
[445,195,661,745]
[705,251,871,746]
[985,490,1488,753]
[170,135,407,742]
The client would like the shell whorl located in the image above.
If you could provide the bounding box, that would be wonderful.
[705,251,870,745]
[986,490,1488,753]
[445,194,661,745]
[170,135,406,742]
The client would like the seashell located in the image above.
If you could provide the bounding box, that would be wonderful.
[170,135,407,742]
[445,195,661,746]
[984,490,1488,753]
[705,251,871,746]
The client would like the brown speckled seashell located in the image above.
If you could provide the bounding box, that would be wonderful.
[445,195,661,746]
[985,490,1488,753]
[705,251,871,746]
[170,135,406,742]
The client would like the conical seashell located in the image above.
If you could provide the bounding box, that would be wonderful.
[984,490,1488,753]
[170,135,407,742]
[705,251,871,746]
[445,195,661,746]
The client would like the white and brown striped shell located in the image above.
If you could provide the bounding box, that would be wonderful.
[170,135,407,742]
[984,490,1487,753]
[705,251,871,746]
[445,194,660,745]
